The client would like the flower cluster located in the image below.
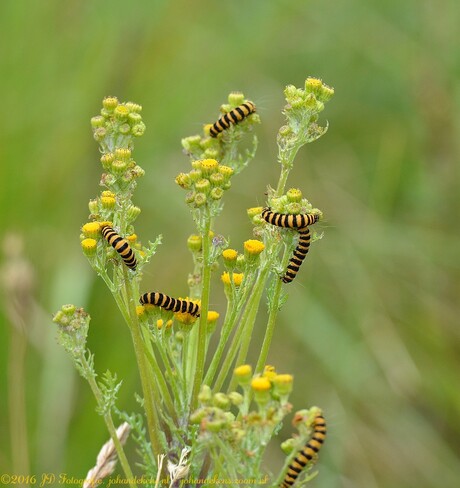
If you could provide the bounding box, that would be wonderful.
[190,364,294,473]
[175,158,234,209]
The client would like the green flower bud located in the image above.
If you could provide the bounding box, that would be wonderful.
[204,148,219,160]
[175,173,192,189]
[62,304,76,316]
[285,202,302,215]
[91,115,105,128]
[304,93,317,109]
[102,173,116,186]
[286,188,303,203]
[53,310,67,325]
[194,193,207,207]
[189,169,202,182]
[236,254,245,269]
[102,96,119,112]
[213,393,230,410]
[210,172,224,186]
[88,199,98,215]
[132,165,145,179]
[218,165,234,180]
[127,205,141,222]
[290,97,304,109]
[191,160,202,170]
[132,122,146,137]
[284,84,298,99]
[198,385,212,405]
[221,181,231,191]
[187,234,202,253]
[128,112,142,124]
[185,191,196,204]
[278,125,293,137]
[206,418,227,433]
[190,408,207,424]
[125,102,142,113]
[114,104,129,120]
[115,148,131,160]
[281,438,296,455]
[228,392,244,406]
[118,123,131,135]
[182,135,202,153]
[100,153,115,170]
[111,159,128,175]
[195,178,211,193]
[210,188,224,200]
[93,127,107,141]
[228,91,245,106]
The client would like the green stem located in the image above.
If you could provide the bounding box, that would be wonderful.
[214,266,269,392]
[190,213,212,410]
[275,140,305,197]
[80,353,137,488]
[256,282,283,375]
[8,325,29,485]
[121,266,165,456]
[203,292,235,386]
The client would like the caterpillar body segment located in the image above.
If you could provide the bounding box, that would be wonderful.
[209,101,256,137]
[101,225,137,270]
[262,207,318,229]
[281,227,311,284]
[280,413,327,487]
[140,292,200,317]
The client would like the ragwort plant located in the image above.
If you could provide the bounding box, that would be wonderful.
[53,77,334,488]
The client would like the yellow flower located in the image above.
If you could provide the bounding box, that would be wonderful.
[100,196,116,210]
[200,158,219,175]
[101,190,115,198]
[263,365,277,381]
[247,206,264,218]
[126,234,137,243]
[222,249,238,269]
[218,165,234,179]
[136,305,146,319]
[272,374,294,397]
[81,238,97,257]
[115,148,131,160]
[234,364,252,386]
[251,377,271,392]
[221,272,244,286]
[244,239,265,256]
[203,123,213,136]
[207,311,220,324]
[82,222,100,238]
[305,77,323,91]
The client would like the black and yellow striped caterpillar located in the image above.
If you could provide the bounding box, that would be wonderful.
[209,101,256,138]
[261,207,318,229]
[262,207,318,283]
[139,292,200,317]
[101,224,137,270]
[281,227,311,284]
[280,413,327,488]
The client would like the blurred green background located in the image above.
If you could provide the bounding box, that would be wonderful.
[1,0,459,486]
